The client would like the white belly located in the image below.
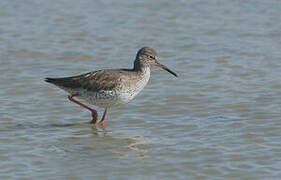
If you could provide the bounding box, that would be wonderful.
[61,69,150,108]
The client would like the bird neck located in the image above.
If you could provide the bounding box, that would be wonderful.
[133,59,150,74]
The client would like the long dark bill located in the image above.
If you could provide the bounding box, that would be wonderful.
[155,63,178,77]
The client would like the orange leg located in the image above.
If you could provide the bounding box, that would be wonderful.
[68,94,98,124]
[99,108,107,125]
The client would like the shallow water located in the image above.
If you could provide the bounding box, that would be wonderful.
[1,0,281,179]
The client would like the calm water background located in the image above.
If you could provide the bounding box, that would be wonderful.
[1,0,281,179]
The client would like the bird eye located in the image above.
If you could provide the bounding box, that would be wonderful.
[149,55,154,59]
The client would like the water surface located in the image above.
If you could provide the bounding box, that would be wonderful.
[1,0,281,179]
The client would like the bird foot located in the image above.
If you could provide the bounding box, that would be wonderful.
[99,121,105,126]
[90,112,98,124]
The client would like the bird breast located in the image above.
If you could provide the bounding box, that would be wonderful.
[118,68,150,104]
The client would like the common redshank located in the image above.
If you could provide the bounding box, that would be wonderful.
[45,47,177,125]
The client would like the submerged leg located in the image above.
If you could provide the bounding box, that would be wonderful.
[99,108,107,125]
[68,94,98,124]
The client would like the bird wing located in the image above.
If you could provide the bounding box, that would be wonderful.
[45,69,131,92]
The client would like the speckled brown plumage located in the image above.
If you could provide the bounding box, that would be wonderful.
[46,69,140,92]
[45,47,177,125]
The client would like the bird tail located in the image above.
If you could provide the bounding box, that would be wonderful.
[44,77,70,86]
[44,77,80,90]
[45,77,58,84]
